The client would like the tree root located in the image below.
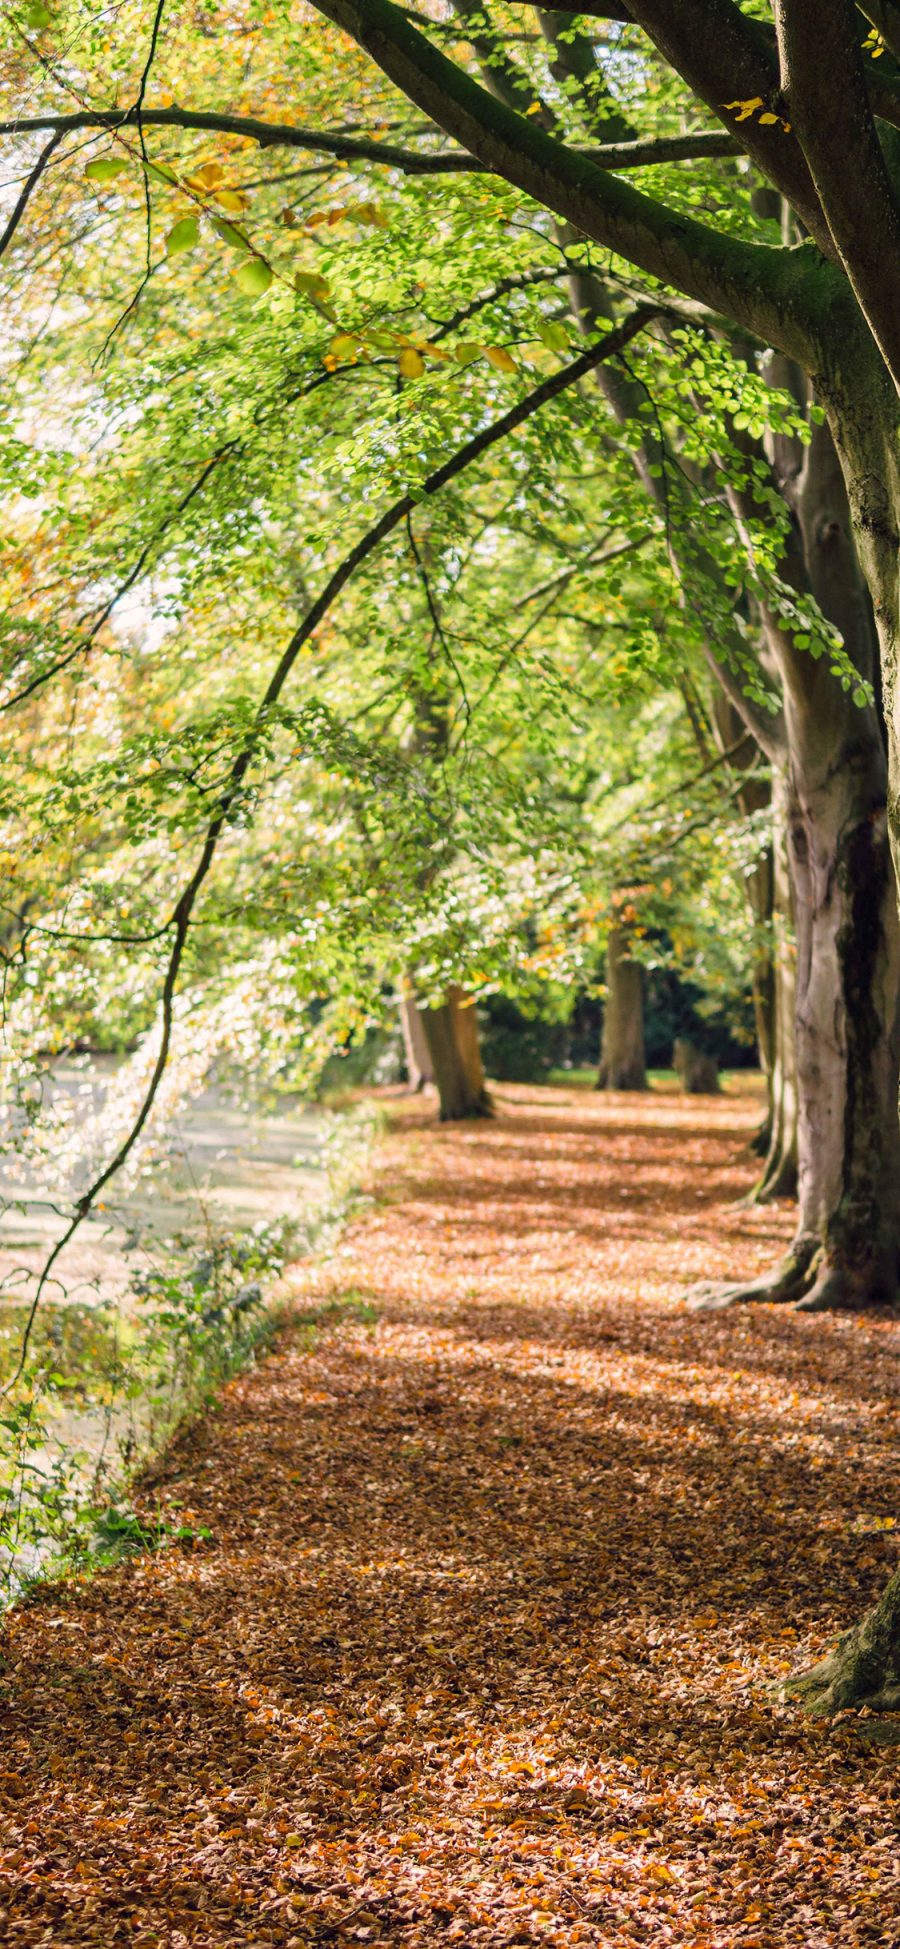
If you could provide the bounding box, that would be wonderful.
[685,1234,820,1311]
[784,1570,900,1716]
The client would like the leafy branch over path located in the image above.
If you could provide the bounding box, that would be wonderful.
[4,306,662,1390]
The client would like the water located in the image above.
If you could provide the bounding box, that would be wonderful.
[0,1059,337,1591]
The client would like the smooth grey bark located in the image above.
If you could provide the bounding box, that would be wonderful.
[754,769,799,1201]
[690,394,900,1313]
[597,923,647,1090]
[708,690,800,1194]
[399,990,434,1090]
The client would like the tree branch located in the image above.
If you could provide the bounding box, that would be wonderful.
[307,0,831,363]
[776,0,900,392]
[5,306,661,1385]
[0,127,62,262]
[622,0,833,254]
[0,107,739,173]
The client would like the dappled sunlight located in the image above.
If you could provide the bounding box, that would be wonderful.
[1,1086,897,1945]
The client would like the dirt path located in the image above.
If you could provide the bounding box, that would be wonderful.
[2,1084,898,1947]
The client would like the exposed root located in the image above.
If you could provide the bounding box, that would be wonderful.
[785,1570,900,1716]
[685,1233,820,1311]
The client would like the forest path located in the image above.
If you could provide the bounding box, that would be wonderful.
[2,1082,898,1947]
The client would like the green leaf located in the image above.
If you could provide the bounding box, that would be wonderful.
[233,257,273,298]
[143,160,179,187]
[85,156,129,185]
[212,217,253,252]
[165,215,200,258]
[24,0,52,26]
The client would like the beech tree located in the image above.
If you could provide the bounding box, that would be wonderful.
[5,0,899,1710]
[286,0,900,1714]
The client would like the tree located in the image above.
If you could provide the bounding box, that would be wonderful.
[6,0,897,1710]
[292,0,900,1711]
[597,920,648,1090]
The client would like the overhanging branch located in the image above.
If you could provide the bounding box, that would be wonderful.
[5,305,661,1387]
[308,0,830,363]
[0,107,739,173]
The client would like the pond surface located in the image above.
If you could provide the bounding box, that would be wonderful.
[0,1060,339,1587]
[0,1058,329,1310]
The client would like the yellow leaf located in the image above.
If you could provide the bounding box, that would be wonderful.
[758,112,779,125]
[723,96,764,121]
[484,345,518,374]
[329,332,360,359]
[216,188,248,214]
[354,200,389,228]
[398,347,425,378]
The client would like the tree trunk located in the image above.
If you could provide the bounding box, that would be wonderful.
[708,691,798,1190]
[753,771,799,1200]
[784,755,900,1309]
[696,410,900,1311]
[419,986,492,1121]
[596,925,647,1090]
[787,1567,900,1716]
[398,990,434,1091]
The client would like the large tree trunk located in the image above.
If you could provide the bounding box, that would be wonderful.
[596,924,647,1091]
[785,747,900,1309]
[698,407,900,1310]
[419,986,492,1121]
[787,1568,900,1716]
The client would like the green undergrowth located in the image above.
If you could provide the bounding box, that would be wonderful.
[0,1101,379,1611]
[292,1287,380,1353]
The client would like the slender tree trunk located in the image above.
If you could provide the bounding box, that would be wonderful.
[753,771,799,1200]
[597,924,647,1090]
[419,986,492,1121]
[398,990,434,1091]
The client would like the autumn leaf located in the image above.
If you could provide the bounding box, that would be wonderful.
[483,345,518,374]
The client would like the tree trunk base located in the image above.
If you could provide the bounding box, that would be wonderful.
[784,1570,900,1716]
[687,1232,900,1313]
[419,987,493,1123]
[437,1088,493,1124]
[686,1233,820,1311]
[750,1152,799,1202]
[595,1065,648,1092]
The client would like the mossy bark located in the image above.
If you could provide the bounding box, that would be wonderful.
[787,1568,900,1715]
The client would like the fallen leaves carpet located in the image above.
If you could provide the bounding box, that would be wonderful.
[2,1082,899,1948]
